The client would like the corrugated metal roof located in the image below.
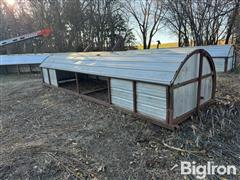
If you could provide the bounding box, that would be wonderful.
[113,45,233,58]
[0,54,50,65]
[41,49,198,85]
[193,45,233,57]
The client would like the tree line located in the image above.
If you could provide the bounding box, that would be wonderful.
[0,0,239,54]
[0,0,135,54]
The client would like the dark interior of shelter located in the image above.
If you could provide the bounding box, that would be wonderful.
[56,70,109,102]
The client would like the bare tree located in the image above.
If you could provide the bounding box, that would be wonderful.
[164,0,238,46]
[0,0,135,54]
[124,0,164,49]
[164,0,189,47]
[235,9,240,67]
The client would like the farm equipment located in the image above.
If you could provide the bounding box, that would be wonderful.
[0,28,52,47]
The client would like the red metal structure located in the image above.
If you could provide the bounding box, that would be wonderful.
[0,28,53,47]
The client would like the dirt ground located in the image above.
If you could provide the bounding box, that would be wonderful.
[0,73,240,180]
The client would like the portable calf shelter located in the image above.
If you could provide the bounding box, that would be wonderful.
[0,54,49,74]
[40,49,216,129]
[194,45,235,72]
[121,45,235,73]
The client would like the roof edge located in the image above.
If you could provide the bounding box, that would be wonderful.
[170,49,216,85]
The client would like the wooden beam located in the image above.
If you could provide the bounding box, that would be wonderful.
[29,64,32,73]
[75,73,80,94]
[132,81,137,113]
[224,57,228,73]
[17,65,20,75]
[107,77,112,104]
[47,69,51,85]
[81,87,107,95]
[197,55,203,113]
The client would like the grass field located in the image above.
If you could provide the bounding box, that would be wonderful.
[136,42,178,49]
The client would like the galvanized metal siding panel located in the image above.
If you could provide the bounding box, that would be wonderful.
[174,54,199,84]
[213,58,225,72]
[136,82,166,121]
[111,79,133,110]
[227,57,233,71]
[202,57,211,75]
[49,69,58,87]
[200,77,212,104]
[42,68,50,84]
[228,46,234,57]
[173,82,198,118]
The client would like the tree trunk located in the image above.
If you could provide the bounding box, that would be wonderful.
[225,2,239,44]
[142,32,147,49]
[178,29,181,47]
[235,11,240,67]
[147,36,153,49]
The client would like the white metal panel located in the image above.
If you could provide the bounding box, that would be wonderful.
[49,69,58,87]
[227,57,233,71]
[173,82,198,118]
[174,54,199,84]
[111,79,133,110]
[202,57,211,75]
[213,58,225,72]
[200,77,213,105]
[228,46,234,57]
[136,82,166,121]
[42,68,49,84]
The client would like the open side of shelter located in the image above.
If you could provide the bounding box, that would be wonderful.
[40,49,216,130]
[0,54,49,74]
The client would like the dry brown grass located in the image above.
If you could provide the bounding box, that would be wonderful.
[0,73,239,179]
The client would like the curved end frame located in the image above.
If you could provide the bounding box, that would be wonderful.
[167,49,217,127]
[171,49,216,86]
[229,45,237,70]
